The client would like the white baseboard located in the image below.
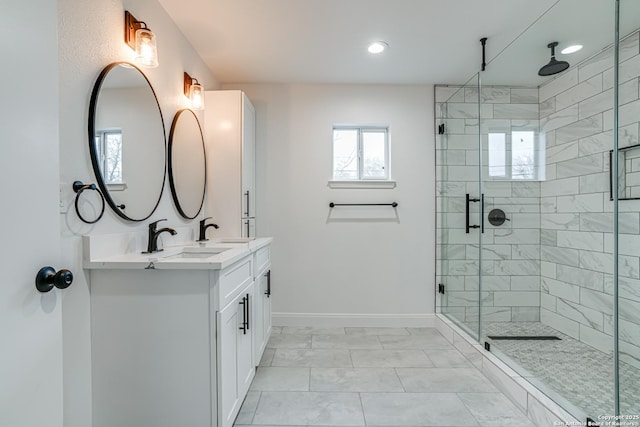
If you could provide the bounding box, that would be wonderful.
[272,312,435,328]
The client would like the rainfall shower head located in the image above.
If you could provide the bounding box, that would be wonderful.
[538,42,570,76]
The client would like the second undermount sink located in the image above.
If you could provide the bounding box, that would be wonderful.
[168,247,232,259]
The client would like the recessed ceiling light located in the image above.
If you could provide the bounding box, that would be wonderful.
[368,41,388,54]
[561,44,583,54]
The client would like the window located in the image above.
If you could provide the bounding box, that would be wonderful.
[94,129,124,184]
[487,130,541,180]
[511,131,535,180]
[488,133,506,178]
[333,126,389,180]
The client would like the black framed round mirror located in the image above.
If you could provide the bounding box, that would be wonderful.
[88,62,166,221]
[168,109,206,219]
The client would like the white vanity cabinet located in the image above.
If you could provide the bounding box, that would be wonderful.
[252,245,272,365]
[205,90,256,238]
[218,281,255,427]
[217,260,256,427]
[86,237,272,427]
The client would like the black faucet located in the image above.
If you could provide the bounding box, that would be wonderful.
[143,219,177,253]
[197,217,219,242]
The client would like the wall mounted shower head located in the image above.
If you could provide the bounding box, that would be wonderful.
[538,42,570,76]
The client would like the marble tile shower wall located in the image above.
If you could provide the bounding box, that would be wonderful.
[539,31,640,369]
[435,85,542,326]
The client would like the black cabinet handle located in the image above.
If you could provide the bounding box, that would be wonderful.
[239,297,247,334]
[245,220,250,238]
[246,293,250,330]
[35,266,73,293]
[244,191,250,217]
[265,270,271,297]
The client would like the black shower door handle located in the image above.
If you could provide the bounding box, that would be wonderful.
[466,194,482,233]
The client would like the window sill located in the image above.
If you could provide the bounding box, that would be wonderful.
[107,183,128,191]
[328,180,396,189]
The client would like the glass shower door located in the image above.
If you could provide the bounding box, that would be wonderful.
[476,0,616,420]
[477,80,543,342]
[617,0,640,418]
[436,74,482,339]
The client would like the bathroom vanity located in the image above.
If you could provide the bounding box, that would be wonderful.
[84,234,272,427]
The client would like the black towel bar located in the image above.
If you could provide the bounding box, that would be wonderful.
[329,202,398,208]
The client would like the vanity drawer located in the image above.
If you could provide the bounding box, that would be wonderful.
[254,245,270,276]
[219,256,253,309]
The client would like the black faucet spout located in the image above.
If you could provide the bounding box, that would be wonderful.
[197,217,220,241]
[143,219,178,254]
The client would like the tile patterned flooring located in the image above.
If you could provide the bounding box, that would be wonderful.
[234,327,536,427]
[484,322,640,420]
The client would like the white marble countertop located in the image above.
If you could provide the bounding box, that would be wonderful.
[83,234,272,270]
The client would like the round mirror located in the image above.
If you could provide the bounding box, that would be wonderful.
[168,109,206,219]
[88,62,166,221]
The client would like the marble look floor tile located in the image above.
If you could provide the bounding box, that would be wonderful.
[312,335,382,349]
[360,392,479,426]
[267,334,312,349]
[270,326,283,334]
[457,393,535,427]
[310,368,404,392]
[378,334,451,349]
[350,350,434,368]
[282,326,346,335]
[345,327,409,336]
[250,367,310,391]
[271,349,353,367]
[395,368,498,393]
[234,391,261,424]
[407,328,445,336]
[259,348,275,366]
[423,349,472,368]
[252,392,365,426]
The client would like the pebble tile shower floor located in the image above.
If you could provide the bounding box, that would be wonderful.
[483,322,640,419]
[233,327,536,427]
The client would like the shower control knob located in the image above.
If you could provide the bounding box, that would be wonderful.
[35,266,74,293]
[488,209,510,226]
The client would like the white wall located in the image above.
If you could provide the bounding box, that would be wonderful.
[223,84,435,325]
[57,1,217,425]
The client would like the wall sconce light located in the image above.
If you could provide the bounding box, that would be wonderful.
[124,11,159,68]
[184,72,205,109]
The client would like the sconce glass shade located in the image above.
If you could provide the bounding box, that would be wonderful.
[135,28,158,68]
[190,83,205,109]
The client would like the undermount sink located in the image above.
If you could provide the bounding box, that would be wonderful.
[167,246,232,259]
[218,238,255,243]
[172,252,223,259]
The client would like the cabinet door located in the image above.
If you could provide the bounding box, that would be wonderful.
[236,282,255,398]
[253,273,265,367]
[241,218,256,238]
[217,294,243,427]
[251,269,273,366]
[241,94,256,218]
[263,270,273,342]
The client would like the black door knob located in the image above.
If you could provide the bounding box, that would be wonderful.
[35,266,74,293]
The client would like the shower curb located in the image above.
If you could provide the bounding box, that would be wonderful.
[435,314,582,426]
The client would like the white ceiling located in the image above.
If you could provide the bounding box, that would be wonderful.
[156,0,563,85]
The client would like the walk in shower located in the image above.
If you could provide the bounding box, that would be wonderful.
[436,0,640,421]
